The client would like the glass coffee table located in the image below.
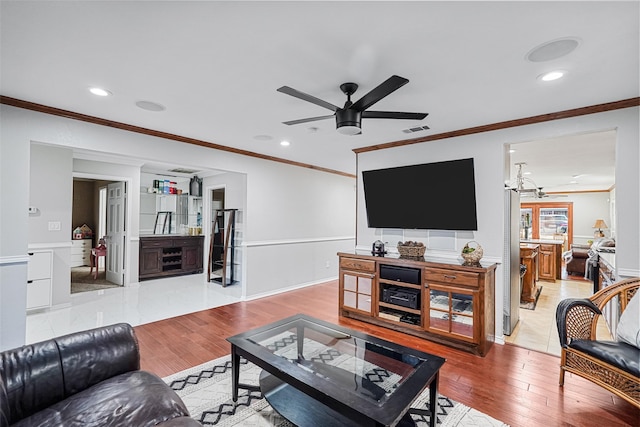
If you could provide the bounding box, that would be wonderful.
[227,314,445,427]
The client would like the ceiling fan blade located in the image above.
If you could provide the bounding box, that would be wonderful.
[282,114,335,126]
[277,86,339,112]
[351,75,409,112]
[362,111,428,120]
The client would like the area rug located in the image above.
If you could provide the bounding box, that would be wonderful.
[520,285,543,310]
[70,266,120,293]
[164,353,509,427]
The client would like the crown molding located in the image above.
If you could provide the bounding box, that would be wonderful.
[353,97,640,154]
[0,96,356,179]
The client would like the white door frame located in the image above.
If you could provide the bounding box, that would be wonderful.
[73,172,132,286]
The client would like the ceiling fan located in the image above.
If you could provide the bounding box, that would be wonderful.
[514,162,548,198]
[512,162,568,199]
[277,75,428,135]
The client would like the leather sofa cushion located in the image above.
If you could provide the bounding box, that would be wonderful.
[11,371,193,427]
[569,340,640,377]
[55,322,139,397]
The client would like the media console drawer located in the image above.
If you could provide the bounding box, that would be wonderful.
[424,268,479,287]
[340,257,375,272]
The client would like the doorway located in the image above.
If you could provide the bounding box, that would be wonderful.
[70,178,124,293]
[504,130,616,355]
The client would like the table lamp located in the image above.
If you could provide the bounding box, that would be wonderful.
[592,219,607,238]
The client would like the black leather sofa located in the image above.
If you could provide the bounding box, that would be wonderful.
[0,323,201,427]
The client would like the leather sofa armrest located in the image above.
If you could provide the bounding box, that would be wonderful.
[1,339,66,424]
[0,323,139,425]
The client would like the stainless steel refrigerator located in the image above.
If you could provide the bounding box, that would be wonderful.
[503,188,521,335]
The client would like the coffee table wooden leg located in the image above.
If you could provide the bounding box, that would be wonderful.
[231,345,240,402]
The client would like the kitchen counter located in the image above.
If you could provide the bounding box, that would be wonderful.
[521,239,563,281]
[519,244,539,302]
[519,243,540,249]
[520,238,564,245]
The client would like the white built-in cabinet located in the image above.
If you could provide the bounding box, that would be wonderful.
[27,251,52,310]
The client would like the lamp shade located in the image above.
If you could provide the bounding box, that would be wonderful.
[592,219,608,230]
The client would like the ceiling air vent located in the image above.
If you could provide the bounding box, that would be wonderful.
[402,125,431,134]
[169,168,201,174]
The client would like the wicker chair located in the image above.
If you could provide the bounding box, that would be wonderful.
[556,277,640,408]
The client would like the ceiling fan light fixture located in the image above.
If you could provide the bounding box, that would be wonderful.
[336,109,361,135]
[337,124,361,135]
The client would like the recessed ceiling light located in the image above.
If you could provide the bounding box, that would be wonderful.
[135,100,166,112]
[89,87,111,96]
[509,149,516,153]
[539,70,566,82]
[280,140,290,147]
[524,172,532,175]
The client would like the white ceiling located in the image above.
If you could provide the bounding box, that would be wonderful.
[1,1,637,191]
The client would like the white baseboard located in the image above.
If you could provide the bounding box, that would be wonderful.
[243,277,337,302]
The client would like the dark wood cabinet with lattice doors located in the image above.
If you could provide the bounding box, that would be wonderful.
[208,209,238,287]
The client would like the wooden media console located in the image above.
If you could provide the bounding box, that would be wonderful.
[338,251,497,356]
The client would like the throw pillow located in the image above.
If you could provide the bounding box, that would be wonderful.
[616,290,640,348]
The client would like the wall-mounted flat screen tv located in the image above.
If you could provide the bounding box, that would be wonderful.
[362,158,478,230]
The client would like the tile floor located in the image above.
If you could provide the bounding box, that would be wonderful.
[504,276,612,356]
[26,273,242,344]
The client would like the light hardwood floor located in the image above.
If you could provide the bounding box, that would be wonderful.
[134,280,639,427]
[504,275,611,356]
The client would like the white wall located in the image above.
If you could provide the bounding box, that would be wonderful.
[206,162,357,298]
[0,104,356,349]
[1,108,31,349]
[242,165,356,297]
[28,143,73,307]
[356,106,640,344]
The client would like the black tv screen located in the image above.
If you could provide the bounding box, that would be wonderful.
[362,158,478,230]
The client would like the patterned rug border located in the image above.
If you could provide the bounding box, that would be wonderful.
[164,353,509,427]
